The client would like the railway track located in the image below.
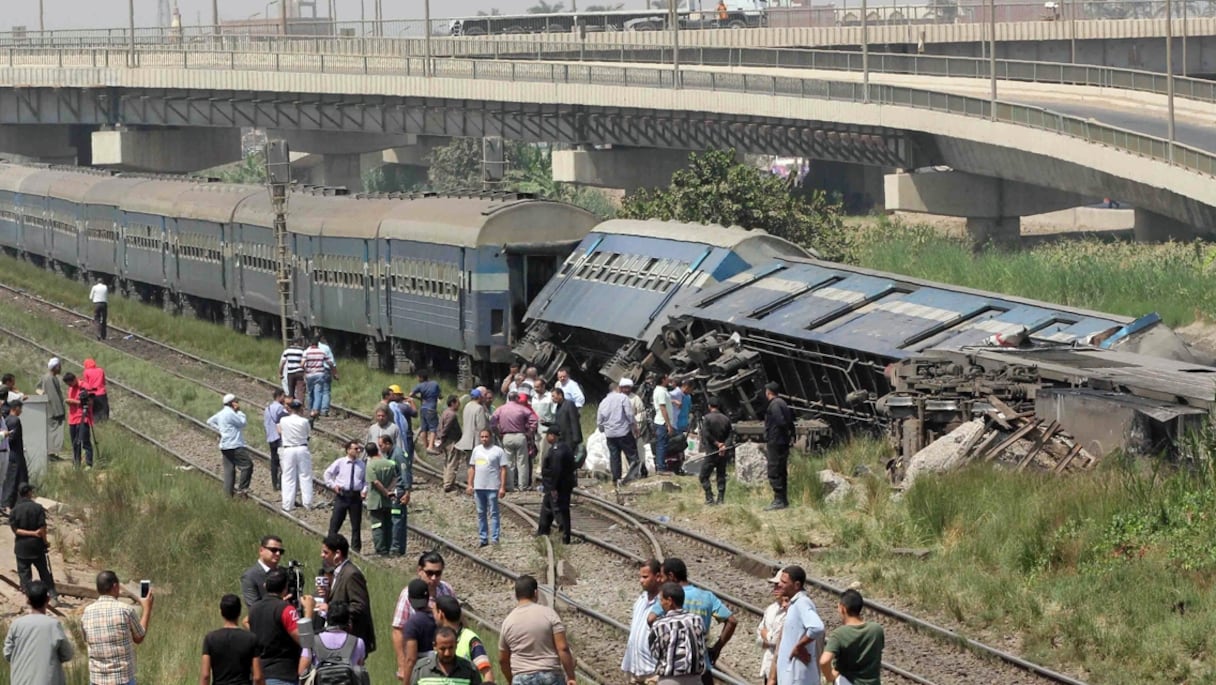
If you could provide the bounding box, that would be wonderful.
[0,323,628,684]
[0,282,1090,685]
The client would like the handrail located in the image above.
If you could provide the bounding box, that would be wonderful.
[1,32,1212,106]
[0,46,1210,180]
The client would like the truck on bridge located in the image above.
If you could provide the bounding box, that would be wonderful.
[447,0,767,35]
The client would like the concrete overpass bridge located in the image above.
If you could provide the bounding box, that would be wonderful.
[0,43,1212,241]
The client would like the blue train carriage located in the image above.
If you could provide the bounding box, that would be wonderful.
[230,189,292,336]
[169,181,262,323]
[375,196,597,379]
[513,219,809,385]
[656,256,1131,429]
[307,195,394,348]
[82,176,150,286]
[17,168,112,279]
[0,164,45,256]
[116,179,197,306]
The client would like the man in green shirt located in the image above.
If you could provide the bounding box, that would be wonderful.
[365,442,399,556]
[412,626,480,685]
[819,589,884,685]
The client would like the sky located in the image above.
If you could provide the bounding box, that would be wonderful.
[4,0,657,31]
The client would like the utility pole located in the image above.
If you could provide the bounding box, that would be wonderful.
[988,0,996,120]
[213,0,220,35]
[38,0,45,34]
[424,0,432,76]
[280,0,289,35]
[265,141,295,346]
[669,0,680,88]
[861,0,869,103]
[129,0,136,66]
[1069,0,1076,62]
[1166,0,1175,162]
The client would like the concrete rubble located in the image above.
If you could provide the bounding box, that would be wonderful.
[904,419,986,486]
[734,442,768,486]
[818,469,853,504]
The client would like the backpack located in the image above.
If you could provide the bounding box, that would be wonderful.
[305,633,362,685]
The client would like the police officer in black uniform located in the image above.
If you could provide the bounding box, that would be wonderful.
[536,426,577,544]
[763,382,794,511]
[699,397,733,506]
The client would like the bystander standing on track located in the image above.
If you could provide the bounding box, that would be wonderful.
[532,380,554,465]
[263,389,290,491]
[10,483,56,602]
[378,435,411,556]
[499,575,578,685]
[647,558,736,685]
[81,359,108,423]
[393,551,457,681]
[303,339,335,420]
[453,390,489,493]
[279,338,306,403]
[818,590,884,685]
[621,559,662,685]
[467,429,506,547]
[325,441,369,553]
[698,398,733,506]
[435,595,494,683]
[763,383,795,512]
[536,427,576,545]
[651,372,676,474]
[599,379,641,487]
[366,442,399,556]
[3,580,73,685]
[554,368,585,409]
[500,364,520,399]
[88,276,108,341]
[666,378,694,474]
[649,583,708,685]
[278,400,314,513]
[208,394,251,497]
[627,380,649,473]
[493,392,538,492]
[36,358,65,459]
[368,405,401,454]
[437,395,463,491]
[411,372,442,455]
[551,388,582,467]
[63,373,93,470]
[775,566,824,685]
[757,572,789,685]
[387,385,419,464]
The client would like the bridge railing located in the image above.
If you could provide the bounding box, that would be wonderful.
[1,46,1211,179]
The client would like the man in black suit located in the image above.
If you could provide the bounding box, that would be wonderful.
[536,426,578,544]
[551,387,582,462]
[321,533,376,653]
[240,535,285,607]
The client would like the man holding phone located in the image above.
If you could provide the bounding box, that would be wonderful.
[81,570,154,685]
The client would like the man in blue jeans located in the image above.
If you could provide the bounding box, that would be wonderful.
[411,372,442,455]
[466,430,506,547]
[651,372,675,473]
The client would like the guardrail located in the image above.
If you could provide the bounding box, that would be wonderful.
[0,46,1210,180]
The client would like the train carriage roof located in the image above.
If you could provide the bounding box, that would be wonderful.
[321,197,397,239]
[173,183,264,223]
[233,192,329,235]
[593,219,806,254]
[0,163,45,193]
[379,196,597,248]
[82,176,155,207]
[24,168,115,203]
[119,179,195,217]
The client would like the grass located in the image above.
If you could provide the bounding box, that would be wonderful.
[842,218,1216,326]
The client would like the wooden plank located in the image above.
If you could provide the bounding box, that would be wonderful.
[1017,421,1059,472]
[983,409,1012,431]
[987,395,1028,425]
[969,431,1003,462]
[984,420,1041,462]
[1053,443,1084,473]
[958,422,990,460]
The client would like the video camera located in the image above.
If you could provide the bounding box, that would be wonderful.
[285,559,306,612]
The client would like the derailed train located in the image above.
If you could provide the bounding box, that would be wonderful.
[1,161,1211,458]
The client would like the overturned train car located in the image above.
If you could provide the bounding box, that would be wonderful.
[651,256,1212,458]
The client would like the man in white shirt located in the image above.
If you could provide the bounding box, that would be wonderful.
[277,400,314,513]
[88,277,108,341]
[621,558,661,684]
[555,368,585,409]
[651,372,675,473]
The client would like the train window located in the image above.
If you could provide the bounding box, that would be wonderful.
[491,308,504,336]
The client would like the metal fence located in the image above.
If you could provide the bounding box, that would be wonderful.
[0,45,1209,178]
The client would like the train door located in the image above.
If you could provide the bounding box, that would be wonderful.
[506,252,560,345]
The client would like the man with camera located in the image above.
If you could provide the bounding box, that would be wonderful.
[81,570,153,685]
[63,373,93,470]
[249,567,316,685]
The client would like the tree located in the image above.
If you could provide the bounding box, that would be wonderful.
[476,8,502,15]
[204,151,268,184]
[527,0,565,12]
[617,149,846,257]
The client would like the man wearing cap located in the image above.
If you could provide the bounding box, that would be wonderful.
[208,394,251,497]
[536,426,577,544]
[278,399,315,512]
[10,483,56,603]
[385,385,418,462]
[763,383,795,511]
[398,578,438,682]
[699,398,733,506]
[453,389,490,492]
[36,358,65,459]
[491,392,538,492]
[597,379,640,487]
[757,571,789,685]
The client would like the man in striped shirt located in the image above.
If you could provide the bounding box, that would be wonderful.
[303,339,335,419]
[649,583,706,685]
[278,339,306,403]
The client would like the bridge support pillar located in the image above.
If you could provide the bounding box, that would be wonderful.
[552,146,691,191]
[804,161,886,212]
[0,125,83,164]
[312,153,365,192]
[885,170,1095,247]
[91,127,242,173]
[1132,209,1199,242]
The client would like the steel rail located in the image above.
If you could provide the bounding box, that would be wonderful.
[0,321,620,685]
